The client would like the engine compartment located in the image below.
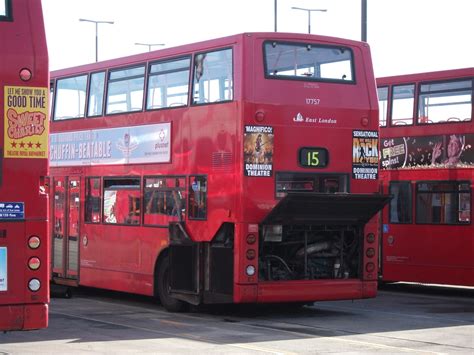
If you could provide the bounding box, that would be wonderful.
[258,224,362,281]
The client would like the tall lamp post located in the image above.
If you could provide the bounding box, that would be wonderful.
[134,43,165,52]
[274,0,278,32]
[79,18,114,62]
[291,7,327,34]
[361,0,367,41]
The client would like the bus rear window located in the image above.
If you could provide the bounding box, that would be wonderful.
[0,0,11,21]
[264,41,354,83]
[276,172,348,198]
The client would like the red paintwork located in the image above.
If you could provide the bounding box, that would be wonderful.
[50,32,381,302]
[0,0,49,330]
[378,68,474,286]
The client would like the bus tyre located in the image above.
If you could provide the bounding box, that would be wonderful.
[157,256,187,312]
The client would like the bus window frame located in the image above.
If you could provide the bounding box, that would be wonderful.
[85,176,102,224]
[143,175,186,227]
[417,78,473,125]
[390,83,415,126]
[275,172,350,199]
[53,73,90,121]
[188,175,208,220]
[415,180,471,225]
[49,80,55,121]
[377,86,389,127]
[87,71,107,118]
[146,55,192,111]
[388,181,412,224]
[191,47,234,106]
[102,176,141,226]
[0,0,12,21]
[262,40,356,85]
[105,64,146,116]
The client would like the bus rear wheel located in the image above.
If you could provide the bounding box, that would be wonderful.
[156,256,187,312]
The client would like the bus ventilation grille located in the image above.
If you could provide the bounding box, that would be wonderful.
[212,152,233,173]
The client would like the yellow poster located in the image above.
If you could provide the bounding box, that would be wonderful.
[4,86,49,159]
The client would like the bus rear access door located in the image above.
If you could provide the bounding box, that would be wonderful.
[52,177,80,284]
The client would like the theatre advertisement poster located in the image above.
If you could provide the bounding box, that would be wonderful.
[352,130,379,180]
[243,125,274,177]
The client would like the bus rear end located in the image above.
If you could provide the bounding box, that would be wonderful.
[236,33,389,303]
[0,0,49,330]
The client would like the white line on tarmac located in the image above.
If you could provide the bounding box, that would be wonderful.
[51,310,294,355]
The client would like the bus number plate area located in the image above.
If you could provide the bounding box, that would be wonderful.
[299,147,328,168]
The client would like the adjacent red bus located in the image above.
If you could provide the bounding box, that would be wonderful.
[49,32,389,311]
[377,68,474,286]
[0,0,50,330]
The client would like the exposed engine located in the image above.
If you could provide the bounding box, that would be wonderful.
[259,225,361,281]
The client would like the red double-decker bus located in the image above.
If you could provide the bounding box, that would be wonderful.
[377,68,473,286]
[49,32,389,311]
[0,0,50,330]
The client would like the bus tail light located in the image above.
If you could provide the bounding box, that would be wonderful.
[28,257,41,270]
[19,67,32,81]
[28,235,41,249]
[246,265,256,276]
[242,228,258,281]
[246,234,256,244]
[28,278,41,292]
[365,262,375,273]
[366,233,375,243]
[246,249,256,260]
[366,248,375,258]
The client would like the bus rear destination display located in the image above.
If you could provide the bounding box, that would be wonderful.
[299,147,328,168]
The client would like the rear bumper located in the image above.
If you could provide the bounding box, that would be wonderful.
[0,303,48,331]
[234,280,377,303]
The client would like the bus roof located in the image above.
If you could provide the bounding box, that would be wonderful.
[377,67,474,85]
[51,32,370,77]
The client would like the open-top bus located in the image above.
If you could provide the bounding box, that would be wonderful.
[49,32,389,311]
[0,0,49,330]
[377,67,473,286]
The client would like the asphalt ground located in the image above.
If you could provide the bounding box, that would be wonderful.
[1,283,473,354]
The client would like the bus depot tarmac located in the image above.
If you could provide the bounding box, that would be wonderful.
[1,284,473,354]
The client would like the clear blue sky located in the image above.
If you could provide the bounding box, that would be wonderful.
[42,0,473,77]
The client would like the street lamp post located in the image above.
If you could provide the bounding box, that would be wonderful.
[291,7,327,34]
[79,18,114,62]
[274,0,278,32]
[361,0,367,41]
[134,43,165,52]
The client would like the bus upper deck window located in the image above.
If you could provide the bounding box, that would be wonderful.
[418,80,472,124]
[106,66,145,115]
[192,48,233,105]
[146,57,190,110]
[264,41,354,83]
[88,72,106,117]
[0,0,11,20]
[391,84,414,126]
[377,87,388,127]
[54,75,88,120]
